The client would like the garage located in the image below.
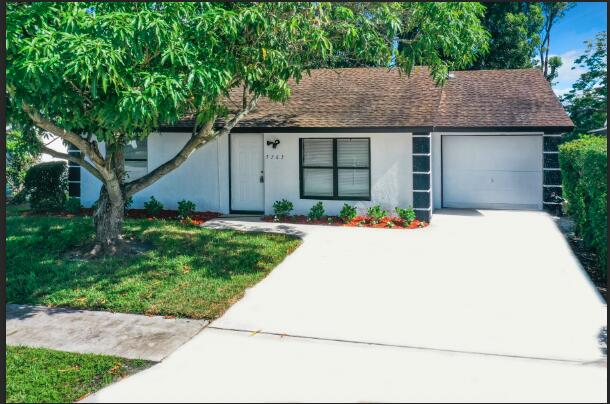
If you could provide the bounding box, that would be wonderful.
[441,135,543,210]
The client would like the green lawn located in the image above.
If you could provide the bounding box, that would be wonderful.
[6,213,301,319]
[6,345,152,403]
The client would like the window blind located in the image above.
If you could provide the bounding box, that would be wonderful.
[301,138,370,200]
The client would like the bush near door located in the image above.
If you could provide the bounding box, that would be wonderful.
[559,136,607,274]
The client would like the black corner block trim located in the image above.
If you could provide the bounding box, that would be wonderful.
[413,173,430,190]
[68,182,80,197]
[543,136,562,152]
[543,153,560,168]
[415,209,431,222]
[543,170,562,185]
[68,166,81,182]
[413,155,430,172]
[413,191,431,209]
[543,202,563,216]
[412,137,430,154]
[543,186,563,203]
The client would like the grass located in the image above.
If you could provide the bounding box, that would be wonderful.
[6,345,152,403]
[6,212,301,319]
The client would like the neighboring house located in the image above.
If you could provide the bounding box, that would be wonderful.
[76,67,573,221]
[39,135,82,199]
[588,120,607,135]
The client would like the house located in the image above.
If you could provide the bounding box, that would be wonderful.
[76,67,573,221]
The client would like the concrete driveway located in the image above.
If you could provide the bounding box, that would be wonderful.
[87,210,607,402]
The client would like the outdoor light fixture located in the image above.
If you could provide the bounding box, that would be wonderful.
[267,139,281,148]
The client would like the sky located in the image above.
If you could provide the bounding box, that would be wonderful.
[550,2,607,97]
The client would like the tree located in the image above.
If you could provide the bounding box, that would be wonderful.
[562,31,607,136]
[468,2,543,70]
[539,2,574,81]
[6,129,39,200]
[546,55,563,85]
[7,2,488,254]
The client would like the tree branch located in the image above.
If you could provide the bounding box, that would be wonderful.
[20,102,109,176]
[40,145,105,182]
[125,95,260,197]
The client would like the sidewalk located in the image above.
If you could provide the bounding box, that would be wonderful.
[84,327,607,403]
[6,304,208,361]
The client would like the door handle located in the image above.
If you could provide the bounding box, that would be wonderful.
[260,175,264,183]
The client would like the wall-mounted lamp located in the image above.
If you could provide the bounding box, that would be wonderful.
[266,139,280,149]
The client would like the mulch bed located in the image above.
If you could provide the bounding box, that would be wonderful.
[565,233,607,301]
[20,208,221,225]
[262,215,428,229]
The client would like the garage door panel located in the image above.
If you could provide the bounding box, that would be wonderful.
[443,136,542,210]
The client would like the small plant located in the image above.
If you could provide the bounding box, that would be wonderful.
[308,201,325,221]
[386,220,395,228]
[178,199,197,219]
[366,205,388,224]
[273,198,294,217]
[395,206,416,225]
[144,196,164,216]
[327,217,334,224]
[339,203,357,223]
[64,197,82,213]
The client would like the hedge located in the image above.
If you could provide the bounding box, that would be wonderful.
[559,136,607,274]
[23,161,68,211]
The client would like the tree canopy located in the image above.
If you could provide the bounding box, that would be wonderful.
[468,2,543,70]
[562,31,607,136]
[539,2,574,81]
[6,2,489,250]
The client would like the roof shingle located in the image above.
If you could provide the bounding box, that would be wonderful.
[167,67,573,131]
[435,68,573,129]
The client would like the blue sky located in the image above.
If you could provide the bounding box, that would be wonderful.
[551,2,607,96]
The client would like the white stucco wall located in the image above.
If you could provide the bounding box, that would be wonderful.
[80,133,230,212]
[263,132,412,216]
[80,131,413,216]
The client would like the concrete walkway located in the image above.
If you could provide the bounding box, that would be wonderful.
[6,304,208,361]
[86,210,606,402]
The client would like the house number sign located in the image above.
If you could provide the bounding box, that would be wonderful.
[265,154,284,160]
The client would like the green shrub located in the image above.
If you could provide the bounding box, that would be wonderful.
[178,199,196,219]
[144,196,164,216]
[308,201,325,221]
[339,203,357,223]
[367,205,388,224]
[273,199,293,217]
[559,136,607,273]
[64,197,82,213]
[6,129,39,201]
[23,161,67,211]
[395,206,416,224]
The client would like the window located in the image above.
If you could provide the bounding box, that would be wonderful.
[124,139,147,180]
[300,138,370,200]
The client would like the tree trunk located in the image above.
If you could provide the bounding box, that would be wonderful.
[92,185,124,255]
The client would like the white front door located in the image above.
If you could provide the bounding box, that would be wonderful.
[231,133,264,212]
[442,135,542,210]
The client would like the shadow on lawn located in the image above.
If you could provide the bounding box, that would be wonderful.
[6,303,91,321]
[6,215,300,317]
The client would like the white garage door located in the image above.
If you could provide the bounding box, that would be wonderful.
[442,135,542,210]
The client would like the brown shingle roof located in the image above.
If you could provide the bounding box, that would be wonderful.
[435,68,574,129]
[167,67,573,131]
